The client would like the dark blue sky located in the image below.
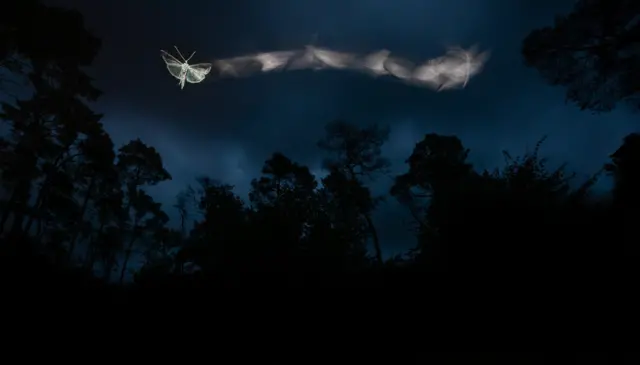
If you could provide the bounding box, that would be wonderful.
[46,0,639,257]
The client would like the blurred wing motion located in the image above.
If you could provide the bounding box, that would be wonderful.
[212,51,296,78]
[287,46,325,70]
[412,47,489,90]
[160,47,212,89]
[313,47,357,69]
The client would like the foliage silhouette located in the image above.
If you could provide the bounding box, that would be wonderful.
[317,120,390,265]
[606,133,640,258]
[1,0,639,289]
[522,0,640,112]
[1,0,101,100]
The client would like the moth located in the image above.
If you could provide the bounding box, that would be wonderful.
[160,46,212,89]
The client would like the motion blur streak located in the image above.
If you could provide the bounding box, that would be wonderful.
[208,45,490,91]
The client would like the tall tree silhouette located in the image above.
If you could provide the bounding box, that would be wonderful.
[522,0,640,112]
[0,0,103,256]
[249,152,317,210]
[115,139,171,283]
[0,0,101,100]
[391,134,474,270]
[248,152,318,268]
[68,126,116,261]
[314,168,372,269]
[91,171,124,280]
[182,177,247,272]
[0,77,104,243]
[606,133,640,258]
[317,120,390,265]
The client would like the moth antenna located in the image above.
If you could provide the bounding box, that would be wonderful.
[186,51,196,62]
[174,46,186,62]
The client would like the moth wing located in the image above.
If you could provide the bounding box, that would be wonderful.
[185,63,212,83]
[189,63,212,75]
[185,69,207,83]
[161,50,185,79]
[161,50,182,63]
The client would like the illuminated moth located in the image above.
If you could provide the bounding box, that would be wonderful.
[160,46,212,89]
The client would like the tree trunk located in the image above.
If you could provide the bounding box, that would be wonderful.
[103,255,115,281]
[23,181,47,234]
[0,186,17,235]
[179,211,186,238]
[119,236,137,284]
[86,222,104,269]
[344,166,383,265]
[2,143,39,236]
[364,213,383,265]
[117,183,138,284]
[8,181,31,236]
[36,216,43,237]
[23,148,73,234]
[68,177,95,260]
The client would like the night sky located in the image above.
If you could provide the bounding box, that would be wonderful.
[45,0,639,258]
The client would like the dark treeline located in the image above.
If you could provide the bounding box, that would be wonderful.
[1,0,639,288]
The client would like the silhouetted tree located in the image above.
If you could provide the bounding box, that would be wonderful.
[181,177,247,272]
[1,0,101,100]
[391,134,474,270]
[392,134,597,272]
[313,168,372,269]
[0,0,105,270]
[68,126,116,260]
[0,73,107,250]
[317,120,390,265]
[522,0,640,112]
[115,139,171,283]
[248,152,318,268]
[174,187,195,238]
[606,133,640,257]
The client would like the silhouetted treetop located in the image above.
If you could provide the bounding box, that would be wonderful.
[606,132,640,207]
[249,152,317,208]
[605,133,640,258]
[391,133,473,200]
[522,0,640,112]
[317,120,390,265]
[1,0,101,99]
[317,120,391,178]
[116,139,172,188]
